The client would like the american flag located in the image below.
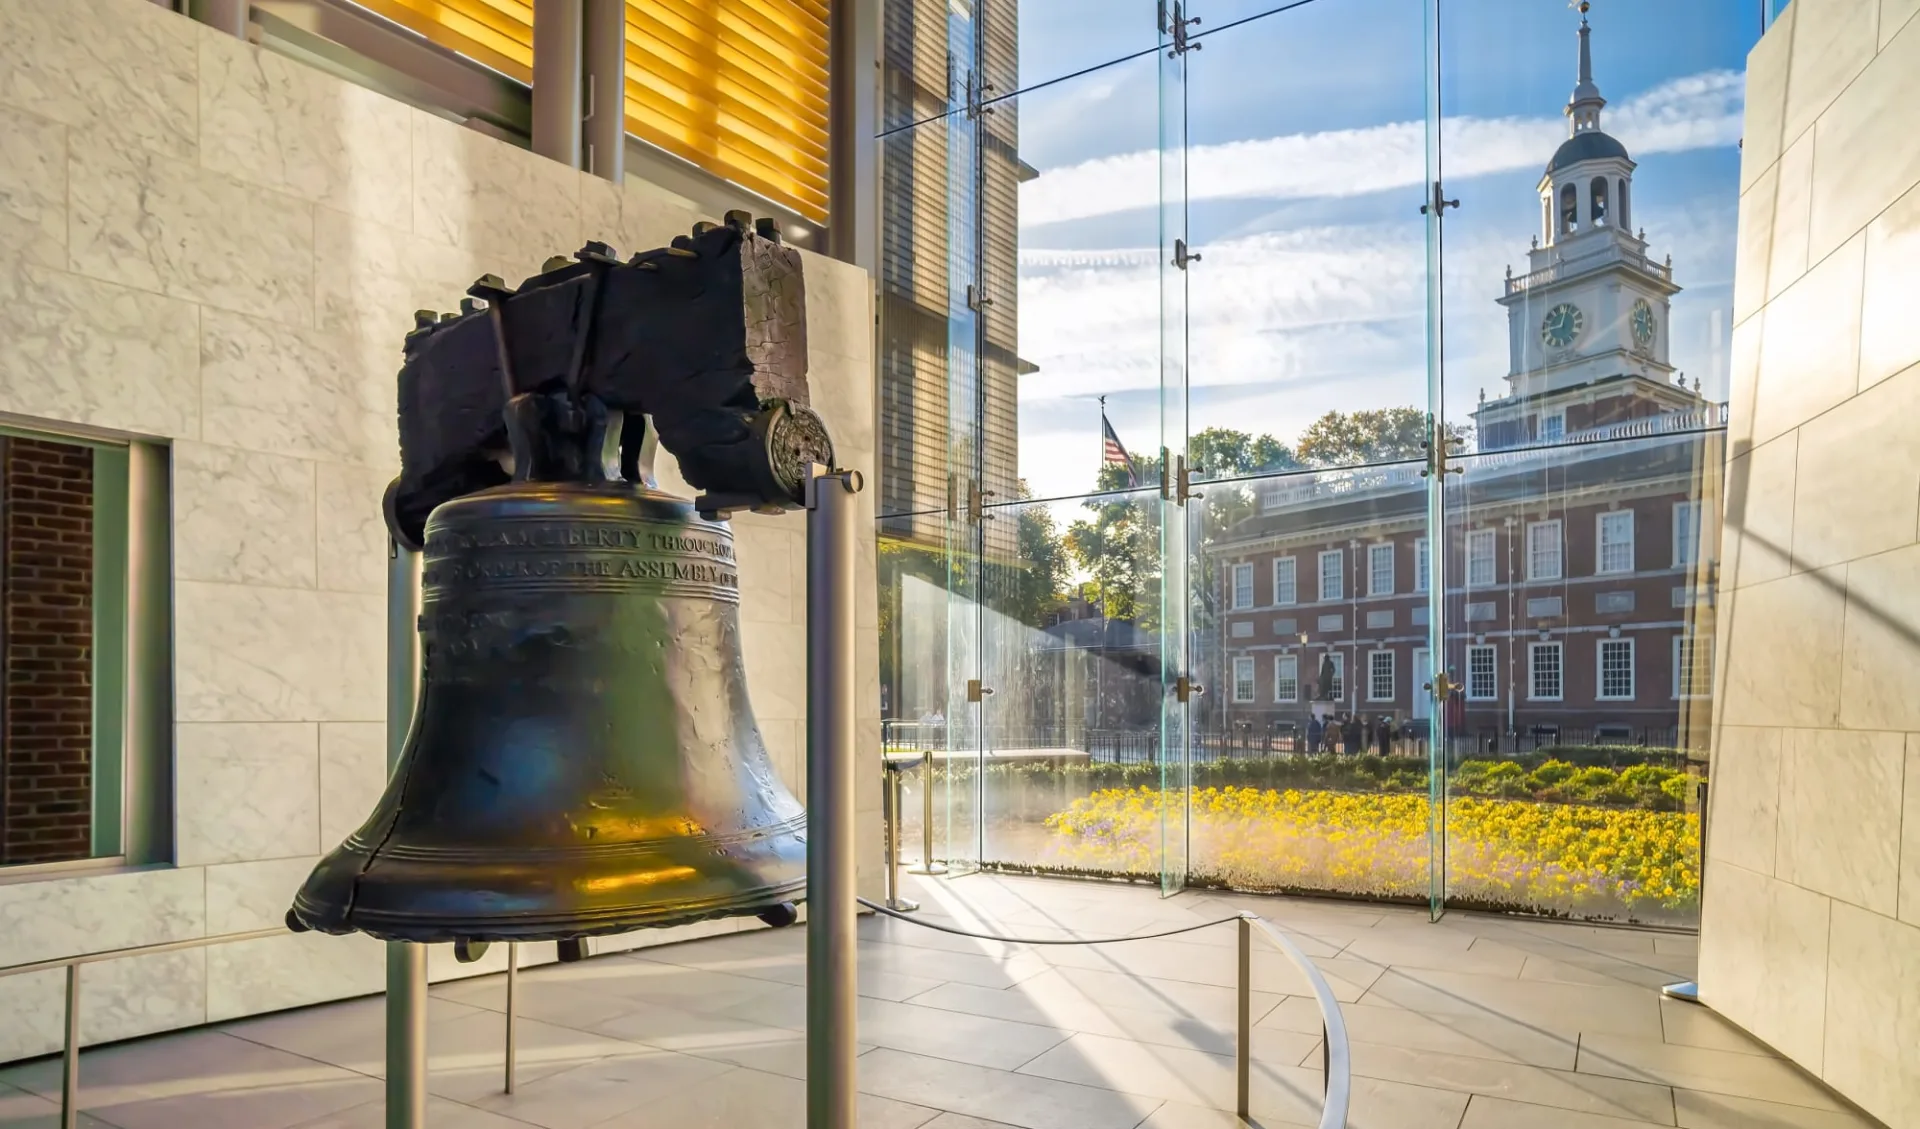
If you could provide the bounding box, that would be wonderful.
[1101,412,1137,486]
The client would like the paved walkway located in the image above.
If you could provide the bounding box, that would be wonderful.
[0,874,1882,1128]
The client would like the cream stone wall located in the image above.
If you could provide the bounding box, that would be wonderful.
[1700,1,1920,1124]
[0,0,881,1061]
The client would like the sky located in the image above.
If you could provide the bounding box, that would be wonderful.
[926,0,1760,504]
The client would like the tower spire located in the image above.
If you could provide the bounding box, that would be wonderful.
[1567,1,1605,134]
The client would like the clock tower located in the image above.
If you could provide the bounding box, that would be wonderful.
[1474,3,1697,451]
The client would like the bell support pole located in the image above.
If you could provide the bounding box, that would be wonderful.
[384,538,428,1129]
[806,463,862,1129]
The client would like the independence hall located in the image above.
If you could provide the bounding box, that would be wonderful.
[1202,61,1722,752]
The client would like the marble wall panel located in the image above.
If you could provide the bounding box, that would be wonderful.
[0,105,66,271]
[0,0,196,162]
[1720,431,1795,590]
[1732,164,1778,327]
[1705,726,1781,877]
[1888,0,1920,43]
[1808,8,1920,263]
[207,856,322,934]
[312,205,483,364]
[0,949,207,1061]
[1904,735,1920,928]
[1776,729,1905,915]
[1724,311,1763,450]
[67,132,314,327]
[315,462,391,594]
[1765,133,1815,302]
[1781,0,1880,153]
[1739,0,1795,189]
[0,970,62,1062]
[1822,904,1920,1128]
[412,112,581,267]
[172,441,318,588]
[1702,861,1835,1072]
[175,582,383,724]
[1715,567,1848,729]
[200,307,393,468]
[735,519,799,625]
[318,722,387,852]
[1791,363,1920,570]
[206,932,385,1022]
[1859,182,1920,392]
[1748,232,1863,447]
[0,867,204,966]
[1837,541,1920,733]
[197,30,413,230]
[578,173,701,260]
[0,264,200,440]
[174,722,322,867]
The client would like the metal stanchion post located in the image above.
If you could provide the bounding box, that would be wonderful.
[805,466,861,1129]
[1236,917,1251,1120]
[385,541,427,1129]
[882,756,919,912]
[61,965,78,1129]
[504,942,519,1093]
[907,749,947,876]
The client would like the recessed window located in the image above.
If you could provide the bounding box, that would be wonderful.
[1674,634,1711,699]
[1231,563,1253,610]
[1414,538,1430,593]
[1367,543,1394,596]
[1466,529,1496,587]
[1527,520,1563,581]
[1320,653,1346,701]
[1232,656,1255,703]
[1318,550,1344,602]
[1673,501,1702,567]
[1273,654,1299,702]
[1367,650,1395,702]
[1540,411,1566,442]
[1597,510,1634,574]
[1272,557,1297,605]
[1467,644,1498,701]
[1597,638,1635,700]
[1529,642,1564,701]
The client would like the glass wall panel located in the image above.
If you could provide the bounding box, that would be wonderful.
[1438,431,1720,925]
[1179,0,1433,481]
[974,490,1164,880]
[1183,463,1432,903]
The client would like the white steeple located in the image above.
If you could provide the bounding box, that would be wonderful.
[1567,2,1606,135]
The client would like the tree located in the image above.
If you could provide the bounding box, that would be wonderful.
[1190,427,1303,477]
[1064,455,1164,630]
[1294,408,1467,468]
[992,480,1070,627]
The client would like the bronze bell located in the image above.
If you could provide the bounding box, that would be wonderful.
[288,218,833,949]
[287,478,807,945]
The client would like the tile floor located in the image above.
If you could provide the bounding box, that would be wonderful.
[0,874,1886,1129]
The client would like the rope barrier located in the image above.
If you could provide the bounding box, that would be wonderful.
[857,896,1246,945]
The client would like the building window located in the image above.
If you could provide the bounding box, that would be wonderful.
[1529,642,1564,701]
[2,436,132,868]
[1540,411,1565,442]
[1596,510,1634,574]
[1318,550,1343,602]
[1597,638,1635,700]
[1527,520,1563,581]
[1232,563,1253,610]
[1232,656,1256,703]
[1368,543,1394,596]
[1673,501,1702,567]
[1674,634,1711,699]
[1273,654,1299,702]
[1367,650,1394,702]
[1414,538,1430,592]
[1466,529,1497,587]
[1467,644,1498,701]
[1273,557,1297,605]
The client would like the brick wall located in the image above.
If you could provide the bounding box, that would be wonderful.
[1,438,95,864]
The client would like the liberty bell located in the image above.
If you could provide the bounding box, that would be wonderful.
[287,213,834,952]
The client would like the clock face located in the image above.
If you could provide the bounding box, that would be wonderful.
[1541,303,1584,349]
[1631,299,1657,349]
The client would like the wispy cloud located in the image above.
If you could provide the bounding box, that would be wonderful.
[1019,70,1745,227]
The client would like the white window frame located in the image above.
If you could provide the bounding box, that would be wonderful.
[1367,649,1395,702]
[1527,519,1564,581]
[1414,537,1430,592]
[1232,655,1255,703]
[1320,652,1346,701]
[1367,543,1394,596]
[1596,510,1634,575]
[1231,563,1254,610]
[1273,653,1299,702]
[1673,501,1701,567]
[1466,529,1496,587]
[1466,643,1498,701]
[1272,556,1297,606]
[1318,549,1344,602]
[1673,633,1711,699]
[1540,410,1566,442]
[1529,641,1564,701]
[1597,637,1635,701]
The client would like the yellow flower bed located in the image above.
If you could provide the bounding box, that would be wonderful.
[1043,786,1699,919]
